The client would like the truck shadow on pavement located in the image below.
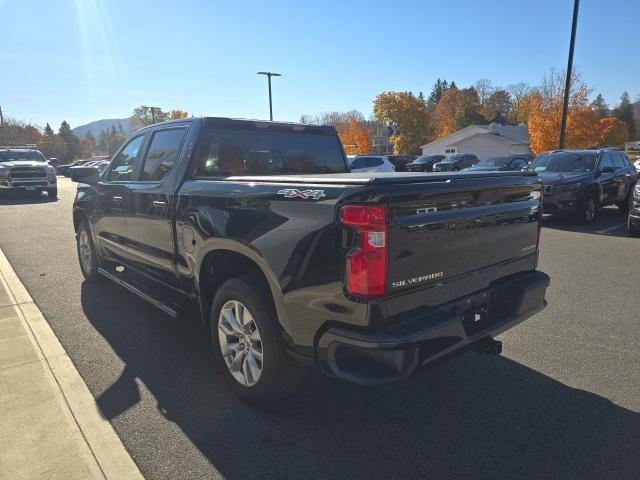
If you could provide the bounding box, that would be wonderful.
[542,207,631,238]
[80,282,639,480]
[0,193,58,205]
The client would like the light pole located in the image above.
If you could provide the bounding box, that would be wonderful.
[559,0,580,149]
[257,71,281,121]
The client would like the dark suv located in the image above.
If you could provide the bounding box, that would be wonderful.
[405,155,444,172]
[464,155,531,172]
[531,148,637,224]
[386,155,416,172]
[433,153,479,172]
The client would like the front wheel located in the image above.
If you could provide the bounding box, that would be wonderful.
[76,220,103,282]
[577,194,597,224]
[211,276,305,405]
[628,212,640,237]
[46,188,58,199]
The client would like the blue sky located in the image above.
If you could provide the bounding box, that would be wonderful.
[1,0,639,130]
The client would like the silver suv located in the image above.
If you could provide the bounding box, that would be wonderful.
[0,147,57,198]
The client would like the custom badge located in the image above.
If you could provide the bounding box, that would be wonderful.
[277,189,326,200]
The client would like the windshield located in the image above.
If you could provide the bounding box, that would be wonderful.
[442,156,459,163]
[475,157,511,167]
[0,151,46,163]
[414,156,436,164]
[531,152,596,173]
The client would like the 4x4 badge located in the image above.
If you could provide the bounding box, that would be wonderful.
[277,189,326,200]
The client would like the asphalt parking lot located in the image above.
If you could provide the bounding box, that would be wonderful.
[0,177,638,480]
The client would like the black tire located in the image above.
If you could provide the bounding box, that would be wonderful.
[76,220,103,282]
[628,213,640,237]
[577,193,598,224]
[210,275,305,405]
[46,188,58,199]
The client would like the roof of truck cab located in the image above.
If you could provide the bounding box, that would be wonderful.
[134,117,336,135]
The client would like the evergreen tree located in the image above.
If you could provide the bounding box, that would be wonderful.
[118,122,124,133]
[591,93,609,117]
[110,125,117,137]
[58,120,72,139]
[449,81,457,90]
[44,123,54,136]
[85,130,96,148]
[613,91,636,140]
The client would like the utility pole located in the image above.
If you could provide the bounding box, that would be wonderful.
[559,0,580,149]
[0,105,4,128]
[257,72,281,121]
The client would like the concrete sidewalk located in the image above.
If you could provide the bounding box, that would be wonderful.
[0,248,142,480]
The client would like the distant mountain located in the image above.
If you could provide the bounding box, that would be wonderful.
[72,118,132,138]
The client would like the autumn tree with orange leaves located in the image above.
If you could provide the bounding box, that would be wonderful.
[373,91,431,154]
[338,116,372,155]
[169,109,189,119]
[528,70,600,153]
[599,117,628,147]
[434,88,484,138]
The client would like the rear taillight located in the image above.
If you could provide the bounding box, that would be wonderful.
[340,204,388,298]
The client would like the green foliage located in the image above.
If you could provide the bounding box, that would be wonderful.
[613,91,636,140]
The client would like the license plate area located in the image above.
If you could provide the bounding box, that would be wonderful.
[25,186,36,191]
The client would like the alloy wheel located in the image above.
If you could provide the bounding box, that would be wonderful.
[78,230,93,273]
[585,198,596,222]
[218,300,263,387]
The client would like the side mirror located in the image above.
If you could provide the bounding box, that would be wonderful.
[600,166,615,174]
[71,166,100,183]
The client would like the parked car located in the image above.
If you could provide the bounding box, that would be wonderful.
[405,155,444,172]
[628,183,640,236]
[386,155,416,172]
[633,158,640,173]
[464,155,529,172]
[349,155,395,173]
[432,153,479,171]
[58,159,92,176]
[531,148,637,224]
[71,117,549,404]
[0,147,58,198]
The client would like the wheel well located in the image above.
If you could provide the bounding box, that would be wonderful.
[199,250,274,326]
[73,210,87,232]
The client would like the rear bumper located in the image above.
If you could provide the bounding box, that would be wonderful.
[316,270,549,385]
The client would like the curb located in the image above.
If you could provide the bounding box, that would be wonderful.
[0,247,143,480]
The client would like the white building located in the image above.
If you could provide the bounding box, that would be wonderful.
[420,123,531,160]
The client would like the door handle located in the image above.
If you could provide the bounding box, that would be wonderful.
[112,195,123,202]
[152,200,166,208]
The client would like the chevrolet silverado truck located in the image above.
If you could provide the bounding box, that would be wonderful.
[0,147,57,198]
[71,117,549,404]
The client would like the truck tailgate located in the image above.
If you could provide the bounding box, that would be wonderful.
[387,173,541,310]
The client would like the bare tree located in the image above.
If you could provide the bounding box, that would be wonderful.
[507,82,532,124]
[474,79,494,107]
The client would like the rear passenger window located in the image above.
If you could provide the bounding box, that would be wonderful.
[193,128,347,176]
[140,129,186,181]
[368,158,383,167]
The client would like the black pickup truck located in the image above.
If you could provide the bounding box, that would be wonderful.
[72,117,549,403]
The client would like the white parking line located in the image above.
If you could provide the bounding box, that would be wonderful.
[596,223,627,234]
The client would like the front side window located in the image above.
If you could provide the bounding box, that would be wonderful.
[613,153,626,170]
[194,129,347,177]
[107,135,145,181]
[367,158,383,167]
[599,154,614,171]
[140,129,186,181]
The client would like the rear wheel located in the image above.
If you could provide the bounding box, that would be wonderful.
[76,220,103,282]
[577,193,597,224]
[210,275,305,405]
